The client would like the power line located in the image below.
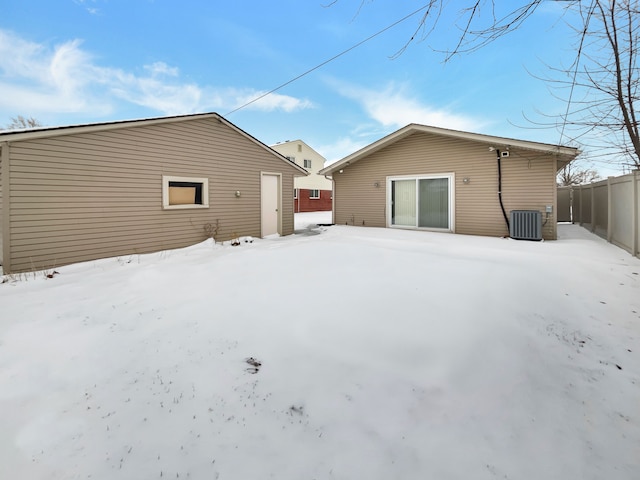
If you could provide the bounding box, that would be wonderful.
[224,4,431,116]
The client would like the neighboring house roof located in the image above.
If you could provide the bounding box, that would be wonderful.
[270,139,324,158]
[0,112,309,176]
[319,123,580,176]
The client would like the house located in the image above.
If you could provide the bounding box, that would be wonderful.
[318,124,579,240]
[270,140,332,212]
[0,113,307,273]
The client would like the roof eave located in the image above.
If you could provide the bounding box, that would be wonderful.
[0,112,221,142]
[319,124,580,175]
[0,112,309,175]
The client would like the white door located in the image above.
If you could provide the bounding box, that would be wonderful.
[261,174,280,236]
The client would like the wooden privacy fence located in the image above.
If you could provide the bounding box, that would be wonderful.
[558,171,640,258]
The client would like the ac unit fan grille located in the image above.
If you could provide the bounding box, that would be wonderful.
[510,210,542,241]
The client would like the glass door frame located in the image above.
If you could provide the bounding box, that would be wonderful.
[386,173,455,232]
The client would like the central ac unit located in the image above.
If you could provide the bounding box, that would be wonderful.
[510,210,542,241]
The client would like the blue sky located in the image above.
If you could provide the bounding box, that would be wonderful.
[1,1,603,169]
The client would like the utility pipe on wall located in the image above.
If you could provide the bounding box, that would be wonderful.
[496,149,510,232]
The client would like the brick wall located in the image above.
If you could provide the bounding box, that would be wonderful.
[294,188,332,212]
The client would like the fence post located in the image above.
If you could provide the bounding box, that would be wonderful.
[633,171,639,257]
[570,187,574,223]
[607,177,612,242]
[579,186,584,225]
[591,184,596,233]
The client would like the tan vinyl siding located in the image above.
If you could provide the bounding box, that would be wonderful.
[6,117,299,273]
[0,143,4,265]
[501,151,557,240]
[333,131,558,239]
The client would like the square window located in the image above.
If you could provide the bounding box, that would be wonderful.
[309,189,320,199]
[162,175,209,209]
[303,159,312,169]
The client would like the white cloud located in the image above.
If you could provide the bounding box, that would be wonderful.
[227,89,314,113]
[107,70,203,115]
[0,32,111,115]
[144,62,179,77]
[332,80,481,131]
[0,29,313,121]
[73,0,101,15]
[49,39,93,97]
[313,79,485,163]
[319,137,371,165]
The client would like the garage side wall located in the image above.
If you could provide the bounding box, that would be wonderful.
[333,131,557,239]
[6,117,298,273]
[0,143,4,266]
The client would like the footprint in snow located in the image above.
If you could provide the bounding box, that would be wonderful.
[245,357,262,374]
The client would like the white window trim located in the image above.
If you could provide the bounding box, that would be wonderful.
[386,173,455,232]
[162,175,209,210]
[309,189,320,199]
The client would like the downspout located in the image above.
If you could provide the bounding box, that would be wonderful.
[496,149,510,233]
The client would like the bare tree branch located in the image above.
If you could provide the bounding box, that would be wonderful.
[329,0,640,169]
[3,115,43,131]
[390,0,442,59]
[557,157,601,185]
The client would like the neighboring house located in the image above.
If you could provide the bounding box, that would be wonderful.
[270,140,332,212]
[0,113,307,273]
[318,124,579,240]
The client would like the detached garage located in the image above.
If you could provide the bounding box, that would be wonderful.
[0,113,307,273]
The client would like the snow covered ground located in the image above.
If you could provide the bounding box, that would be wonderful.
[1,214,639,480]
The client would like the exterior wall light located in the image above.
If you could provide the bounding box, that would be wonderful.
[235,190,241,197]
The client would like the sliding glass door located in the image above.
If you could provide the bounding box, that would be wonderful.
[391,180,416,226]
[389,175,453,230]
